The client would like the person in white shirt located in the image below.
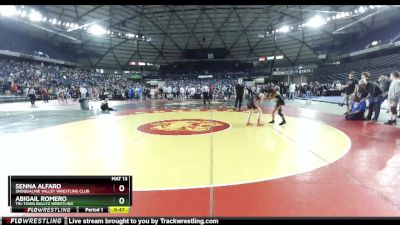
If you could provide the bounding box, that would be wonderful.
[80,86,88,99]
[190,87,196,98]
[173,87,177,98]
[202,85,210,105]
[289,82,296,100]
[163,86,168,99]
[58,87,64,104]
[385,71,400,125]
[167,85,173,100]
[28,86,36,107]
[180,87,185,100]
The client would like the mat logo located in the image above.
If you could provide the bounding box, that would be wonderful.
[137,119,230,135]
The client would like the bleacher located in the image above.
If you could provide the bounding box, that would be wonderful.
[340,20,400,54]
[315,52,400,83]
[0,23,76,62]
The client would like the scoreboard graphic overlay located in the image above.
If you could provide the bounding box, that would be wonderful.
[8,176,132,213]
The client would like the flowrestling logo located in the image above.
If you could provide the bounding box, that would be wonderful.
[137,119,230,135]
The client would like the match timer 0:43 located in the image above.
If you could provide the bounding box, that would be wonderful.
[8,176,132,213]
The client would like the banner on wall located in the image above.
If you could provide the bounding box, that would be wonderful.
[254,78,265,84]
[245,81,255,87]
[158,81,166,88]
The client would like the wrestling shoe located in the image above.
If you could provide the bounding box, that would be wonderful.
[268,120,275,124]
[246,122,253,126]
[279,121,286,126]
[384,120,397,125]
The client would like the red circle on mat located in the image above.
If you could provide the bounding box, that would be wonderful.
[137,119,231,135]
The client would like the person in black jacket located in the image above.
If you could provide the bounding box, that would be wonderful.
[100,98,116,112]
[234,80,245,111]
[358,79,383,121]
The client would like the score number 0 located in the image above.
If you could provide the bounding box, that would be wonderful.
[118,184,126,205]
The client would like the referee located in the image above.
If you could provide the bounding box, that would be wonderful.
[202,84,210,105]
[234,80,245,111]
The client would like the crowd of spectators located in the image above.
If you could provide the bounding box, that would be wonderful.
[0,58,148,101]
[2,57,400,126]
[0,57,366,105]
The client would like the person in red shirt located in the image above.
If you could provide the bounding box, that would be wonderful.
[41,87,49,103]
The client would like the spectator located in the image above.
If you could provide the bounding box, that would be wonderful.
[340,72,357,114]
[384,71,400,125]
[379,75,391,113]
[345,95,366,120]
[100,98,116,112]
[80,86,88,99]
[288,82,295,100]
[358,79,383,121]
[28,86,36,107]
[41,87,49,103]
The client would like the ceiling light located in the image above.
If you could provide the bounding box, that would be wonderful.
[0,5,17,17]
[354,9,358,13]
[29,10,42,22]
[66,22,70,27]
[88,24,107,36]
[51,19,57,24]
[359,6,366,13]
[369,5,375,9]
[278,25,289,33]
[326,17,331,22]
[306,15,326,28]
[58,21,61,25]
[20,10,27,18]
[42,17,47,22]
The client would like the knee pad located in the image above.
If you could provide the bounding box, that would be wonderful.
[278,109,283,116]
[391,106,397,115]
